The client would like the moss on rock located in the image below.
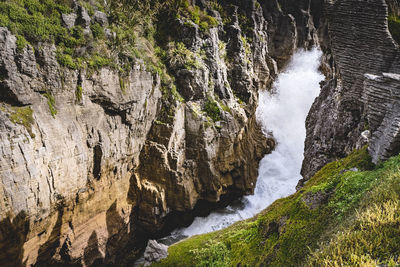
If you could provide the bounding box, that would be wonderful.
[154,147,400,266]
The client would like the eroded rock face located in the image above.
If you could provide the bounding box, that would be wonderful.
[143,240,168,266]
[130,0,324,237]
[301,0,400,181]
[0,26,161,266]
[0,0,322,265]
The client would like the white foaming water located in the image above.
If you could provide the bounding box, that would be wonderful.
[164,48,324,239]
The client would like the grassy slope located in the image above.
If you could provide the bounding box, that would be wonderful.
[154,147,400,266]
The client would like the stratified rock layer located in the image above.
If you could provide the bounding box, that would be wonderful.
[301,0,400,181]
[0,0,322,266]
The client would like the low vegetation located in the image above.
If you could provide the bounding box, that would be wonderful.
[43,92,57,118]
[154,146,400,266]
[388,15,400,44]
[203,97,222,122]
[10,106,35,138]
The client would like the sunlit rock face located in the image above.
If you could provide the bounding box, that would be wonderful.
[0,0,324,265]
[301,0,400,182]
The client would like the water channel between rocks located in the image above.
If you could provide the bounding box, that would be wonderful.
[158,48,324,246]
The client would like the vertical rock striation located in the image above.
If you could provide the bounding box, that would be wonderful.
[0,0,322,265]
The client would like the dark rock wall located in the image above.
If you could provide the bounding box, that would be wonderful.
[301,0,400,181]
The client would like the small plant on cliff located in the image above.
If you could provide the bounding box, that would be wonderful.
[240,35,252,63]
[43,92,57,118]
[203,97,221,122]
[75,85,83,102]
[166,42,202,70]
[10,106,35,138]
[173,0,218,32]
[15,34,28,52]
[56,49,79,69]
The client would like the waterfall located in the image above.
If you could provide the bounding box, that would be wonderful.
[161,48,324,241]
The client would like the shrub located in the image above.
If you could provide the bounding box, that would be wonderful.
[16,34,28,52]
[56,50,78,69]
[88,54,112,69]
[166,42,202,70]
[172,0,218,31]
[90,23,104,39]
[204,97,221,122]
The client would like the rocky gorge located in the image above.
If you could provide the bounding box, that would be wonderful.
[0,0,399,266]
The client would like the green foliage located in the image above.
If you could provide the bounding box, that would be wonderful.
[388,15,400,44]
[240,35,252,62]
[90,23,104,39]
[155,147,400,267]
[56,50,78,69]
[218,40,227,62]
[210,1,230,25]
[10,106,35,138]
[119,75,127,94]
[88,54,112,69]
[174,0,218,32]
[75,85,83,102]
[166,42,203,70]
[15,34,28,52]
[43,92,57,118]
[308,156,400,266]
[190,240,231,267]
[203,97,221,122]
[0,0,72,44]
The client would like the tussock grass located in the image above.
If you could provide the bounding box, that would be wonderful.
[154,147,400,266]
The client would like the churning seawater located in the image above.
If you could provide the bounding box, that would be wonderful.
[160,48,324,243]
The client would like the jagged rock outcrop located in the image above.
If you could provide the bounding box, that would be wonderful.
[130,0,324,236]
[0,25,161,266]
[0,0,322,266]
[143,240,168,266]
[301,0,400,182]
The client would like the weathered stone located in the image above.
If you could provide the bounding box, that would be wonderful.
[93,11,108,26]
[301,0,400,181]
[62,13,77,29]
[143,240,168,266]
[77,6,91,28]
[0,0,325,265]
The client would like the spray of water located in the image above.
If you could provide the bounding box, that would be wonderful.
[165,48,324,239]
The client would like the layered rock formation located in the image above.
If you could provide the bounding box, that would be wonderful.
[0,0,322,266]
[301,0,400,182]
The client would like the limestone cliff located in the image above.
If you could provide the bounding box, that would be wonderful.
[301,0,400,183]
[0,0,321,266]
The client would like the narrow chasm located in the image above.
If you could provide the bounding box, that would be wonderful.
[156,48,324,244]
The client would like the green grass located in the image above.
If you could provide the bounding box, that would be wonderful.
[10,106,35,138]
[43,92,57,118]
[389,15,400,44]
[154,147,400,266]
